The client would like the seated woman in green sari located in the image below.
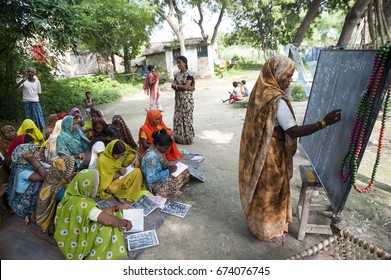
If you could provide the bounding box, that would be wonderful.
[97,140,146,202]
[54,169,132,260]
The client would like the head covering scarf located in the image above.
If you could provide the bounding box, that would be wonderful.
[8,134,29,157]
[96,139,136,196]
[69,107,85,127]
[0,125,16,164]
[112,115,138,150]
[54,169,127,260]
[47,114,59,128]
[139,110,183,161]
[17,119,44,145]
[45,119,62,161]
[238,55,297,240]
[56,116,89,158]
[36,155,75,234]
[45,114,59,139]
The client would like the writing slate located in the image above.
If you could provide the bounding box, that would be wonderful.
[161,201,191,218]
[96,199,115,209]
[131,195,159,216]
[188,165,205,182]
[299,49,391,214]
[126,230,159,251]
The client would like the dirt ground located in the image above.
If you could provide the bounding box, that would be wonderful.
[1,71,390,260]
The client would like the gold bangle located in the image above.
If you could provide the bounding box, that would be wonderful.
[315,121,321,130]
[320,119,326,129]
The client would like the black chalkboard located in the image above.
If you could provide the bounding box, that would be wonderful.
[160,200,191,218]
[299,49,391,214]
[131,195,159,216]
[126,230,159,251]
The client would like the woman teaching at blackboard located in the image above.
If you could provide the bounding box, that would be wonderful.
[238,55,341,243]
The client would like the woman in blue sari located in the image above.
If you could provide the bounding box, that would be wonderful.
[7,144,48,224]
[56,116,89,168]
[141,128,189,198]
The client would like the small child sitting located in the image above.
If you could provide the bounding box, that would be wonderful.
[222,81,243,104]
[241,80,250,97]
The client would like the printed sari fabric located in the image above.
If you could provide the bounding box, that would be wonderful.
[54,169,127,260]
[173,69,195,144]
[56,116,89,167]
[44,119,62,161]
[97,140,144,201]
[0,125,16,170]
[36,155,75,234]
[141,145,189,198]
[139,110,183,162]
[6,144,43,218]
[143,71,161,111]
[238,55,297,241]
[112,115,138,150]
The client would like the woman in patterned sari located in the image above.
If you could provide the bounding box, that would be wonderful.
[44,119,62,162]
[141,128,189,198]
[239,55,341,243]
[54,169,132,260]
[112,115,138,150]
[97,140,145,202]
[139,110,183,162]
[143,64,163,112]
[7,144,48,224]
[36,155,75,234]
[171,56,196,144]
[56,116,89,168]
[0,125,17,175]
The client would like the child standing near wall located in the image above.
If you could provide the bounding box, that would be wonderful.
[82,91,94,118]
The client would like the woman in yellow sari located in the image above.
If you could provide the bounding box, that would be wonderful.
[17,119,45,146]
[97,140,145,202]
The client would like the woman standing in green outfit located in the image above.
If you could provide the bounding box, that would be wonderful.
[54,169,132,260]
[171,56,196,144]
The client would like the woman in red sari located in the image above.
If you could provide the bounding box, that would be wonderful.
[139,110,183,162]
[143,65,163,112]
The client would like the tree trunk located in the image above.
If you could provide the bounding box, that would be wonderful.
[383,0,391,29]
[110,52,116,73]
[210,5,226,45]
[337,0,373,48]
[156,1,186,55]
[123,47,129,73]
[292,0,321,47]
[194,3,208,42]
[367,2,377,49]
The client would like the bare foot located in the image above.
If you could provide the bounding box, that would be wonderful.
[24,215,30,225]
[263,234,286,244]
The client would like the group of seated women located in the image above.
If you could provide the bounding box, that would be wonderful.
[0,107,190,259]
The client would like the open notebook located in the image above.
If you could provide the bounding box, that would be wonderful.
[171,162,188,177]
